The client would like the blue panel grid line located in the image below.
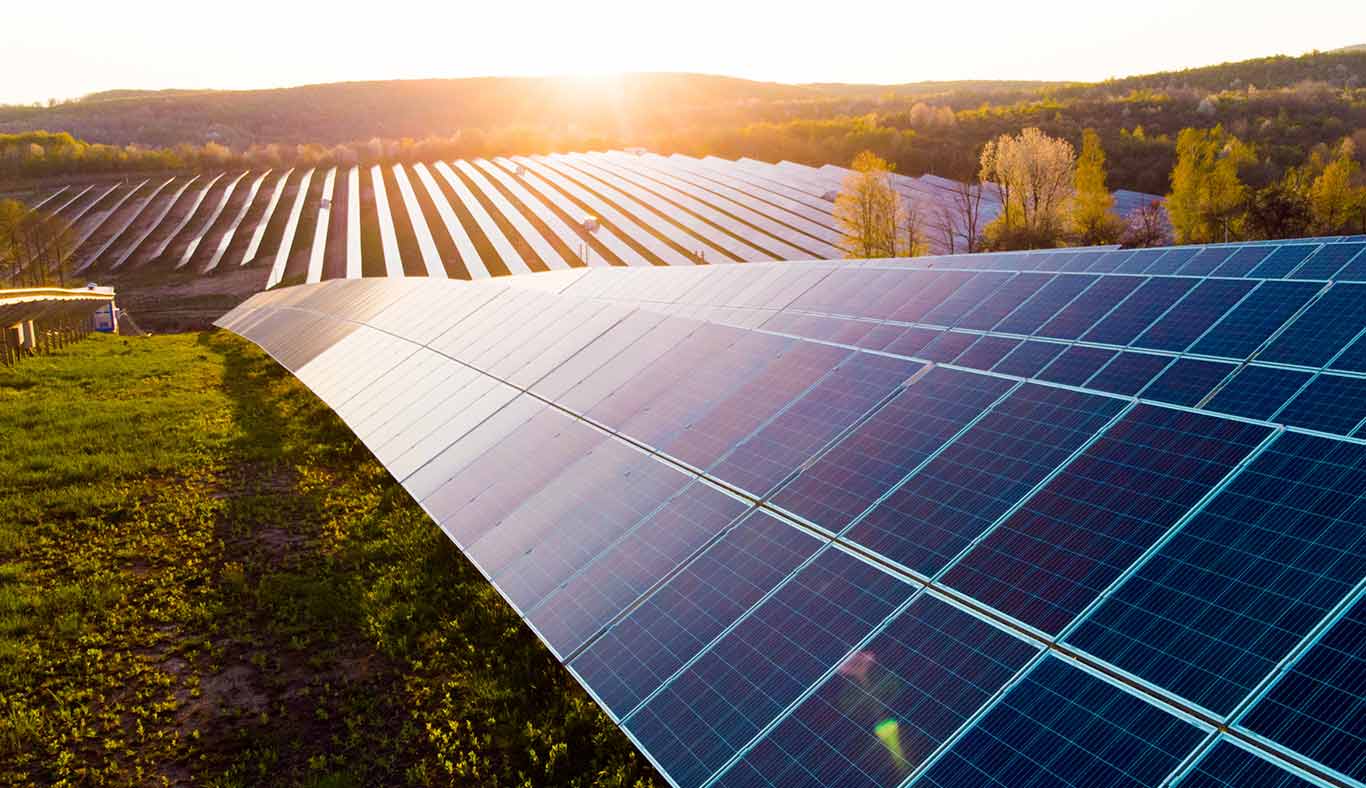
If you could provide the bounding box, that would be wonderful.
[907,655,1209,788]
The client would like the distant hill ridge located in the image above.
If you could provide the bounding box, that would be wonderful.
[1,49,1362,149]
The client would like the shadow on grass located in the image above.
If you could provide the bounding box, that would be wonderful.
[194,330,659,787]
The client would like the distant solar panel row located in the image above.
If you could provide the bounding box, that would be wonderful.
[218,252,1366,788]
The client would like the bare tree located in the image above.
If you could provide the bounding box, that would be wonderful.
[950,179,985,253]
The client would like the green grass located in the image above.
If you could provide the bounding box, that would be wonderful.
[0,332,659,787]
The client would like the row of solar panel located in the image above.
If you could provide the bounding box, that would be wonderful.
[219,276,1366,788]
[902,240,1366,280]
[552,262,1366,439]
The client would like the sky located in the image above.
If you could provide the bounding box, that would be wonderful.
[3,0,1363,105]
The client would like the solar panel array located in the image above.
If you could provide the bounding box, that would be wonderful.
[216,239,1366,788]
[28,151,1177,284]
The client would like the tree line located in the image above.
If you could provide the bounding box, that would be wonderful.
[836,123,1366,256]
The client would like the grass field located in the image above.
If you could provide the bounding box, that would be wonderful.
[0,332,659,787]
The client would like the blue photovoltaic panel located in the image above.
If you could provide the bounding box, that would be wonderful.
[478,444,695,608]
[1081,276,1196,347]
[714,595,1040,788]
[1292,242,1364,280]
[1175,246,1238,277]
[882,326,943,358]
[1146,246,1202,275]
[992,340,1066,378]
[770,367,1014,532]
[1134,278,1256,352]
[951,335,1021,372]
[890,271,978,324]
[848,384,1124,577]
[1259,284,1366,368]
[569,511,821,719]
[943,405,1271,634]
[953,274,1052,331]
[1333,244,1366,281]
[994,275,1096,335]
[528,481,750,657]
[1036,345,1117,386]
[1329,330,1366,374]
[661,341,851,470]
[913,656,1206,788]
[885,271,974,324]
[1248,243,1318,279]
[1117,247,1170,274]
[1036,275,1142,340]
[625,547,915,788]
[1139,358,1236,407]
[1242,592,1366,785]
[1204,365,1313,421]
[710,352,921,498]
[1206,245,1271,277]
[1084,249,1134,273]
[1276,373,1366,435]
[1085,351,1174,396]
[1068,431,1366,715]
[919,272,1014,327]
[1178,740,1319,788]
[1188,281,1323,360]
[916,330,979,363]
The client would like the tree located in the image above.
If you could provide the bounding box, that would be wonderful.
[980,128,1076,249]
[1166,125,1254,243]
[1121,200,1172,247]
[1308,139,1364,234]
[835,151,903,258]
[1246,181,1312,239]
[902,196,929,257]
[1069,129,1125,245]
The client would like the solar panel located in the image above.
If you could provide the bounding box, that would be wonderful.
[1068,431,1366,715]
[914,656,1206,787]
[217,231,1366,788]
[1241,590,1366,785]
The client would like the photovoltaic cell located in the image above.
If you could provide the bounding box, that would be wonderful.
[882,326,944,358]
[1035,275,1142,340]
[954,274,1052,331]
[1189,281,1323,360]
[1178,740,1318,788]
[1145,246,1201,275]
[1134,278,1256,352]
[1085,351,1174,396]
[1081,276,1196,347]
[848,384,1124,577]
[992,340,1066,378]
[1291,242,1364,280]
[942,405,1271,634]
[770,367,1014,532]
[1259,284,1366,368]
[713,595,1039,788]
[1118,247,1169,274]
[1206,245,1271,277]
[1175,246,1237,277]
[569,511,821,719]
[1277,374,1366,435]
[1247,243,1317,279]
[951,335,1021,372]
[916,330,979,363]
[709,352,922,497]
[994,275,1096,335]
[1242,591,1366,785]
[528,481,750,657]
[1204,365,1313,421]
[920,272,1014,327]
[625,547,915,787]
[1140,358,1236,407]
[913,656,1206,788]
[1068,431,1366,715]
[1036,345,1117,386]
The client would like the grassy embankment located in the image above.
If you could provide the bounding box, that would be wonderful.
[0,332,658,787]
